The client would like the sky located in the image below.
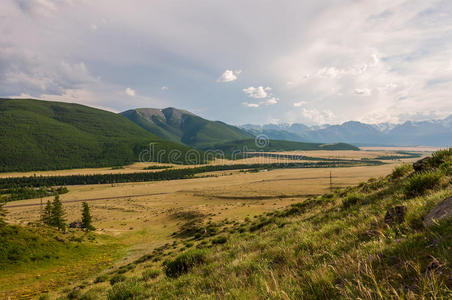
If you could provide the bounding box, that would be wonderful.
[1,0,452,125]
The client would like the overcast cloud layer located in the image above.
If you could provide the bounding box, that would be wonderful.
[1,0,452,125]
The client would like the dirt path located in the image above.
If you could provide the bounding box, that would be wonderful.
[5,192,169,208]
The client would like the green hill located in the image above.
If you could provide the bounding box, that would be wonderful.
[0,99,194,172]
[200,139,359,153]
[120,107,254,148]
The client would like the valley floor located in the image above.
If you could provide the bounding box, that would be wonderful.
[1,150,428,298]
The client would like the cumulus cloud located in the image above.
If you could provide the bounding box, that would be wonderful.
[217,70,241,83]
[265,97,278,105]
[125,87,136,96]
[293,101,307,107]
[243,86,271,99]
[353,88,371,96]
[243,102,260,108]
[161,86,169,91]
[1,0,452,124]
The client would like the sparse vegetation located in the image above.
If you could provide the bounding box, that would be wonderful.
[81,202,95,231]
[404,170,443,197]
[164,249,207,278]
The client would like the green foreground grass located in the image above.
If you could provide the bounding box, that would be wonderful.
[0,225,122,299]
[48,149,452,299]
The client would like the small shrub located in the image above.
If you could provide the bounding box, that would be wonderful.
[404,171,442,198]
[142,268,160,281]
[79,287,105,300]
[391,163,412,180]
[107,278,147,300]
[67,288,82,299]
[164,249,207,278]
[109,274,126,286]
[211,236,227,244]
[342,193,365,209]
[94,274,109,283]
[440,161,452,175]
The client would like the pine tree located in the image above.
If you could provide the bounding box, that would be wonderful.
[0,198,6,226]
[50,195,66,231]
[81,202,95,231]
[41,200,52,225]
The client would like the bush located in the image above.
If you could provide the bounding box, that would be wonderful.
[391,163,412,180]
[164,249,207,278]
[79,287,105,300]
[109,274,126,286]
[211,236,227,244]
[107,278,148,300]
[440,161,452,175]
[94,274,109,283]
[142,268,160,281]
[430,149,452,167]
[342,193,365,209]
[404,171,443,198]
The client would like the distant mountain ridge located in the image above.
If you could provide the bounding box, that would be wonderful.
[121,107,254,148]
[242,115,452,147]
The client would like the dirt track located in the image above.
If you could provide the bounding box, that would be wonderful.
[5,192,169,208]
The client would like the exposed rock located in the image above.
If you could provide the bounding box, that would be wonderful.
[424,197,452,227]
[384,206,407,226]
[413,157,431,172]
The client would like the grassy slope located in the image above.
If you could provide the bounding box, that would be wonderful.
[201,139,359,152]
[0,99,193,172]
[0,224,121,299]
[73,149,452,299]
[121,108,255,148]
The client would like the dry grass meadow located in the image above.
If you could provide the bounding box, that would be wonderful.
[1,150,429,298]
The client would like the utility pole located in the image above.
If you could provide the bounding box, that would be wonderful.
[330,171,333,192]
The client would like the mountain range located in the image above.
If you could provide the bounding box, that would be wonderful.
[0,99,358,172]
[242,116,452,147]
[120,108,253,148]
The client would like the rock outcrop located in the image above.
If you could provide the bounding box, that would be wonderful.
[424,197,452,227]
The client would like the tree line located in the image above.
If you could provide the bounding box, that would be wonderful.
[0,161,383,189]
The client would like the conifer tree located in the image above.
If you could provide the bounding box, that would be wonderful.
[41,200,52,225]
[50,195,66,231]
[0,199,6,226]
[81,202,95,231]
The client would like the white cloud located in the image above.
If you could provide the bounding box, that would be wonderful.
[125,87,135,96]
[217,70,241,83]
[161,86,168,91]
[243,86,271,99]
[300,108,336,124]
[293,101,307,107]
[243,102,259,108]
[10,93,33,99]
[353,88,371,96]
[2,0,452,124]
[265,97,278,105]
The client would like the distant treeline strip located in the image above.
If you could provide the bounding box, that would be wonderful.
[245,153,360,162]
[0,161,384,188]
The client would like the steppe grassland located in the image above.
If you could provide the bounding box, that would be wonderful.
[0,149,412,179]
[2,150,423,297]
